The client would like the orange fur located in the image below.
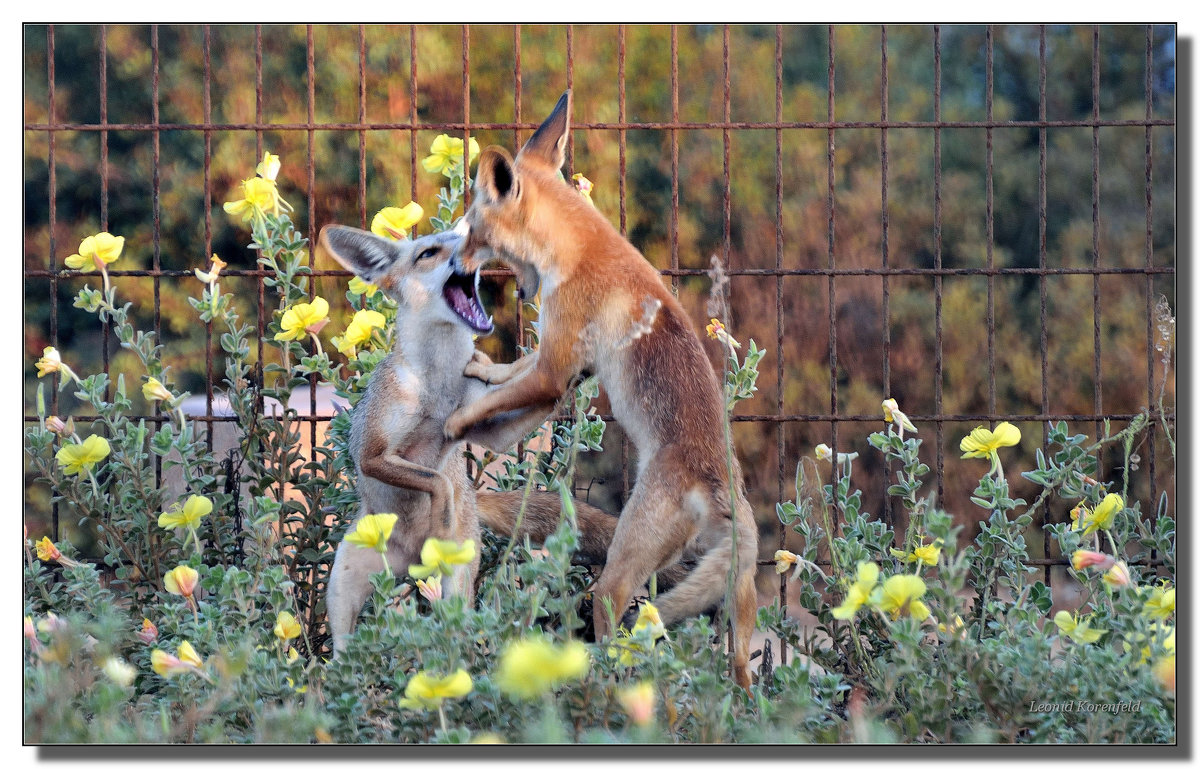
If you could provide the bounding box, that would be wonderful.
[446,91,759,690]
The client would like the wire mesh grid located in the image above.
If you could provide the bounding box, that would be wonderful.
[23,24,1176,659]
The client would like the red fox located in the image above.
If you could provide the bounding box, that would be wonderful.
[319,224,689,653]
[444,91,759,689]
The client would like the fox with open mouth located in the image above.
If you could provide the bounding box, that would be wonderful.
[320,222,664,652]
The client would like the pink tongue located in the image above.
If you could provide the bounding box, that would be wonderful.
[446,284,491,332]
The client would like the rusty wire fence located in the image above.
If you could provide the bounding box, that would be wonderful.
[23,24,1176,650]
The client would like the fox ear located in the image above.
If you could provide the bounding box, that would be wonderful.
[475,147,520,204]
[319,225,402,283]
[518,90,571,169]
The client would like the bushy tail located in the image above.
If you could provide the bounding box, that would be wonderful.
[475,490,690,588]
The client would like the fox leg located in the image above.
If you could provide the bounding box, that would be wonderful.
[444,365,562,441]
[358,453,455,537]
[589,466,705,643]
[327,529,419,655]
[464,349,539,386]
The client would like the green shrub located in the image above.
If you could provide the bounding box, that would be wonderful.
[23,148,1174,744]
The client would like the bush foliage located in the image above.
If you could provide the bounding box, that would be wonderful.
[23,148,1174,745]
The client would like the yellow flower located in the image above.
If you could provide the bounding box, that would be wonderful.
[831,561,879,620]
[1073,493,1123,535]
[343,513,398,554]
[495,635,590,700]
[890,541,941,568]
[151,643,204,678]
[35,346,63,378]
[704,317,741,349]
[273,611,302,642]
[370,202,424,240]
[275,297,330,342]
[572,173,595,204]
[632,602,666,641]
[871,574,931,621]
[1142,584,1175,620]
[136,618,158,644]
[334,309,387,359]
[35,536,62,562]
[1070,549,1114,571]
[1102,560,1132,589]
[398,668,473,710]
[937,615,966,638]
[55,434,111,477]
[774,549,799,575]
[158,495,213,532]
[416,576,443,603]
[223,176,280,222]
[422,134,481,177]
[142,377,174,403]
[46,415,72,436]
[814,443,832,462]
[347,276,379,297]
[408,537,477,580]
[617,681,656,727]
[1153,652,1175,692]
[959,421,1021,460]
[1053,610,1104,645]
[102,657,137,687]
[256,150,281,181]
[65,232,124,272]
[881,398,918,433]
[164,564,200,599]
[194,254,227,284]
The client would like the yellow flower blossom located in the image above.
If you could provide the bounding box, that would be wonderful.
[1153,652,1175,692]
[937,615,966,638]
[959,421,1021,460]
[871,574,931,621]
[273,611,302,642]
[618,681,656,727]
[370,202,424,240]
[814,443,832,462]
[495,635,590,699]
[275,297,330,342]
[158,495,212,532]
[422,134,481,177]
[1053,610,1104,645]
[774,549,799,575]
[35,536,62,562]
[705,317,741,349]
[572,173,594,204]
[256,151,281,181]
[347,276,379,297]
[55,434,111,477]
[142,377,174,403]
[177,640,204,668]
[65,232,124,272]
[344,513,398,554]
[35,346,63,378]
[334,309,387,359]
[1072,493,1123,535]
[194,254,227,284]
[1102,560,1132,589]
[831,561,880,621]
[136,618,158,644]
[882,398,918,433]
[398,668,473,710]
[416,576,443,603]
[151,643,204,678]
[223,176,280,222]
[102,657,137,687]
[1142,584,1175,620]
[890,541,941,568]
[408,537,477,580]
[164,564,200,599]
[1070,549,1114,571]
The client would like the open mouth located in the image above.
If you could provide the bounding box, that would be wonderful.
[442,267,494,334]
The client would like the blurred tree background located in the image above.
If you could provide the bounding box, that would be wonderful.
[24,24,1175,571]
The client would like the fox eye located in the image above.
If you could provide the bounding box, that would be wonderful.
[415,247,439,262]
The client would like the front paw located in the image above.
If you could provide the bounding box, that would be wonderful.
[444,411,468,441]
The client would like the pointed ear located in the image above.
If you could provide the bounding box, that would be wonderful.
[475,146,520,204]
[319,225,403,283]
[518,90,571,169]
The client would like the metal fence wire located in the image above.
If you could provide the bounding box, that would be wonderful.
[23,24,1176,657]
